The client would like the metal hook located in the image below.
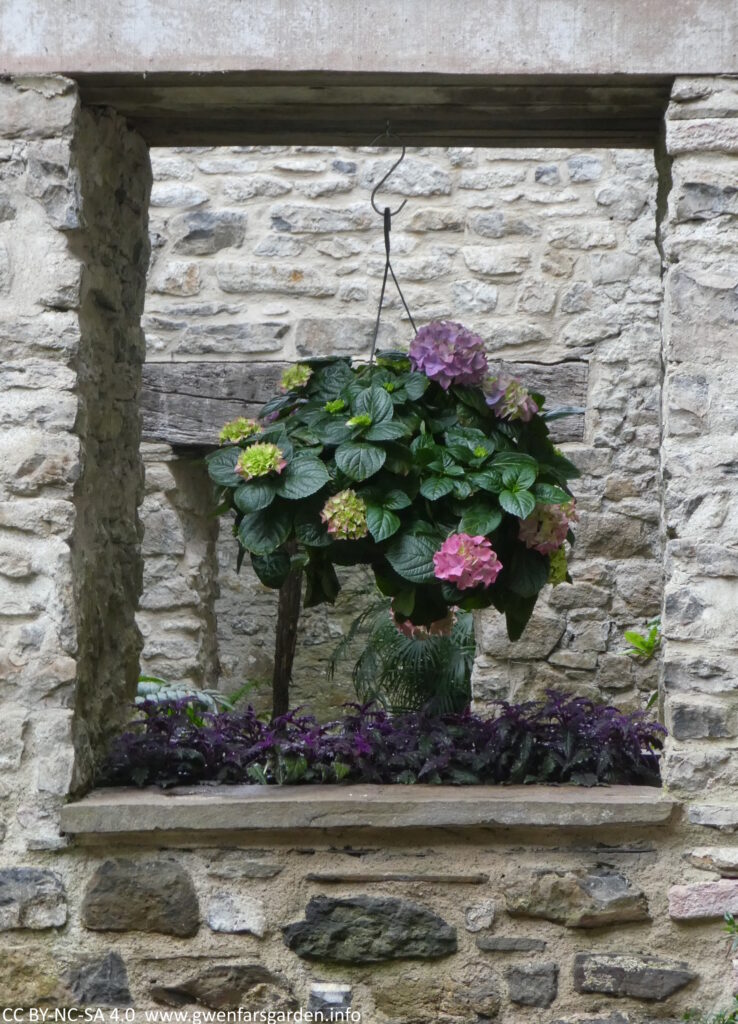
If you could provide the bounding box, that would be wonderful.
[369,123,408,218]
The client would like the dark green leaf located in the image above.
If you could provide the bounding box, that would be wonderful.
[237,504,291,555]
[304,558,340,607]
[492,451,538,473]
[250,551,291,588]
[366,504,401,542]
[233,480,276,513]
[420,476,455,500]
[385,531,440,584]
[404,372,430,400]
[534,482,570,504]
[365,420,408,441]
[469,470,503,493]
[508,545,549,598]
[335,442,386,481]
[504,593,538,641]
[499,488,536,519]
[382,489,413,510]
[311,359,354,400]
[317,418,354,445]
[459,500,502,536]
[206,447,241,487]
[452,479,473,500]
[275,455,330,500]
[391,589,416,616]
[354,386,393,424]
[502,465,537,491]
[294,505,332,548]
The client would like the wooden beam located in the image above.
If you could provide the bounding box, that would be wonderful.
[141,360,587,448]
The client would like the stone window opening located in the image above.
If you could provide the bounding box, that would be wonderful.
[137,142,664,727]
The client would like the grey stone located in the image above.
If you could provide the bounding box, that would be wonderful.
[206,854,283,880]
[150,183,208,207]
[360,157,451,196]
[676,181,738,221]
[0,867,67,929]
[550,1016,629,1024]
[459,167,527,189]
[253,234,303,256]
[467,211,538,238]
[464,899,496,932]
[0,193,15,220]
[687,846,738,877]
[408,207,463,232]
[295,317,394,356]
[66,952,132,1007]
[206,893,266,936]
[668,698,733,739]
[171,210,246,255]
[505,867,650,928]
[463,245,532,276]
[332,159,357,174]
[573,953,697,1001]
[535,163,561,184]
[452,278,499,313]
[568,154,603,182]
[223,177,291,201]
[282,895,457,963]
[151,965,296,1012]
[177,322,289,356]
[297,177,354,198]
[477,935,547,952]
[217,261,335,296]
[82,859,199,937]
[0,240,11,294]
[270,202,371,233]
[506,962,558,1007]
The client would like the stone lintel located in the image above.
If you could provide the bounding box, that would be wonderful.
[61,785,678,843]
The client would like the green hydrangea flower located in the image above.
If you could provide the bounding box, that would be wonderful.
[280,364,313,392]
[548,546,568,586]
[320,489,368,541]
[236,443,287,481]
[346,413,372,428]
[324,398,346,414]
[219,417,261,444]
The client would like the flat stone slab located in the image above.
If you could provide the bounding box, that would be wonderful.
[688,804,738,831]
[61,785,677,841]
[687,846,738,877]
[669,879,738,920]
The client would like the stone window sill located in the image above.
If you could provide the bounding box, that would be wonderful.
[61,784,678,845]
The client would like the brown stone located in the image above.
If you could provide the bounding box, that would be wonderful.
[81,859,199,937]
[505,867,650,928]
[151,965,296,1012]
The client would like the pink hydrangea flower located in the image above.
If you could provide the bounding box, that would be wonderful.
[433,533,503,591]
[390,605,457,640]
[518,500,579,555]
[409,321,488,389]
[484,373,539,422]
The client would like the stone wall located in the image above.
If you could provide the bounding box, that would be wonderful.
[139,142,663,716]
[0,76,150,851]
[5,804,738,1019]
[660,76,738,793]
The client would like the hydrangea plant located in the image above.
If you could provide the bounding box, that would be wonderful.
[207,321,579,641]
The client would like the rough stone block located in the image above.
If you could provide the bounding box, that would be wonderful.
[0,868,67,929]
[217,261,335,296]
[282,896,456,962]
[295,318,394,356]
[0,709,28,770]
[573,953,697,1001]
[206,893,266,936]
[66,952,132,1007]
[464,899,495,932]
[568,154,603,182]
[477,935,546,952]
[505,867,650,928]
[270,202,371,233]
[171,210,246,255]
[452,278,499,313]
[360,157,451,196]
[149,964,296,1012]
[149,183,208,207]
[687,847,738,877]
[669,879,738,920]
[307,983,352,1020]
[462,245,532,276]
[82,859,199,937]
[506,962,558,1007]
[667,698,735,740]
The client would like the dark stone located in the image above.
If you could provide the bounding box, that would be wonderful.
[676,181,738,222]
[505,962,558,1008]
[0,195,15,221]
[82,859,199,937]
[669,700,732,740]
[0,867,67,929]
[551,1015,629,1024]
[505,867,650,928]
[477,935,547,953]
[66,952,132,1006]
[332,160,357,174]
[171,210,246,255]
[151,965,297,1012]
[535,164,561,184]
[573,953,698,1001]
[282,895,457,963]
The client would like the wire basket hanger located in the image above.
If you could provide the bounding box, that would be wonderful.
[368,123,417,363]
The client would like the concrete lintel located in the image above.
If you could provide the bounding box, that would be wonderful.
[1,1,736,77]
[61,784,678,842]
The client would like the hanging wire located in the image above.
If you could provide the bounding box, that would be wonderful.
[368,124,417,363]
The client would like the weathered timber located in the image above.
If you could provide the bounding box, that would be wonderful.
[141,360,587,447]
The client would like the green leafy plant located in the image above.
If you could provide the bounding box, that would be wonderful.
[683,1000,738,1023]
[207,325,579,646]
[725,911,738,957]
[136,675,254,713]
[330,597,475,713]
[623,618,661,661]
